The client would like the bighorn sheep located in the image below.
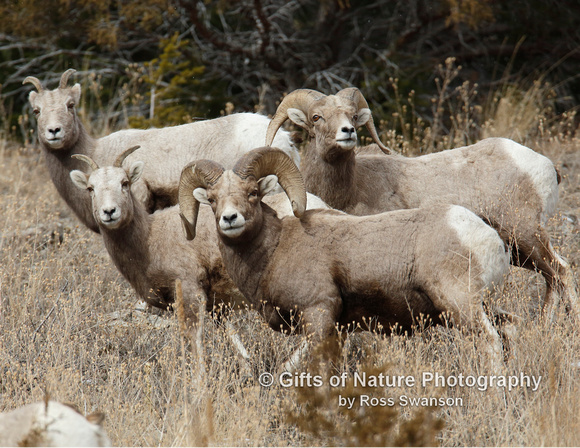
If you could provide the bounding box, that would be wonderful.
[23,69,300,233]
[178,147,512,370]
[69,147,328,313]
[265,87,579,320]
[0,400,111,447]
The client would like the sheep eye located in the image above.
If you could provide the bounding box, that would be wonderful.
[121,181,130,188]
[353,114,358,121]
[249,190,259,198]
[207,198,215,205]
[33,108,40,116]
[87,186,94,193]
[67,102,75,110]
[312,114,321,122]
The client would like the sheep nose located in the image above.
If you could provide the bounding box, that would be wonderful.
[341,125,355,135]
[103,207,117,218]
[222,212,238,225]
[48,126,61,136]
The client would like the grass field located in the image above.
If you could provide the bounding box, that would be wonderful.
[0,85,579,446]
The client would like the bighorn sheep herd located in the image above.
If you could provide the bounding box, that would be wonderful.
[23,69,300,233]
[14,69,578,440]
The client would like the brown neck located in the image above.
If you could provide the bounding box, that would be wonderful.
[218,205,282,304]
[101,205,152,299]
[42,125,100,232]
[301,140,358,212]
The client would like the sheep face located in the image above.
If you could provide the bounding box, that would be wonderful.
[193,171,279,242]
[28,84,82,151]
[179,147,306,242]
[265,87,390,156]
[70,163,144,230]
[287,97,371,160]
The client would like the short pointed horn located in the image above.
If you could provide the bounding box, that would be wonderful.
[266,89,326,146]
[336,87,393,154]
[178,160,225,240]
[22,76,44,92]
[114,145,141,168]
[234,147,306,218]
[59,69,77,89]
[71,154,99,172]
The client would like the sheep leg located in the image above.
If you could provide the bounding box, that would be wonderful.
[279,298,342,374]
[511,229,579,321]
[473,307,505,373]
[224,320,254,379]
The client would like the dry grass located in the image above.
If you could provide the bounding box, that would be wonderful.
[1,78,579,446]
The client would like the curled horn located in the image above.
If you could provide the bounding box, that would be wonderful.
[59,69,77,89]
[178,160,225,240]
[265,89,326,146]
[22,76,44,92]
[114,145,141,168]
[72,154,99,172]
[336,87,393,154]
[234,147,306,218]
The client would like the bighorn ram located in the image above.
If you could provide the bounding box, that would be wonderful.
[0,400,111,446]
[69,147,328,313]
[178,147,512,370]
[265,87,578,320]
[23,69,300,233]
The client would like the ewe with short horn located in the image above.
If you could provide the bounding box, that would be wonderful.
[22,68,302,234]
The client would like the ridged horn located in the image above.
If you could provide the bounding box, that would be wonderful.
[265,89,326,146]
[178,160,225,240]
[71,154,99,172]
[234,147,306,218]
[114,145,141,168]
[22,76,44,92]
[336,87,392,154]
[59,69,77,89]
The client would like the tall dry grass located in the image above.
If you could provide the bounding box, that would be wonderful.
[0,69,579,446]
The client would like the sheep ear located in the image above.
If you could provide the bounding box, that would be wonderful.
[128,161,144,184]
[258,174,279,196]
[356,108,371,127]
[70,170,89,190]
[71,83,81,103]
[193,187,211,205]
[287,108,309,129]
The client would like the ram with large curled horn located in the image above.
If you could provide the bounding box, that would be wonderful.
[265,87,391,154]
[179,146,307,242]
[177,147,515,373]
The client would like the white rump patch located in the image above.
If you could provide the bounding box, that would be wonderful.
[499,138,559,223]
[447,205,510,289]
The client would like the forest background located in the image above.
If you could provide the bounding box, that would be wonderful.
[1,0,580,145]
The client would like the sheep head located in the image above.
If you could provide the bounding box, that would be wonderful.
[179,147,306,243]
[266,87,391,158]
[69,146,143,230]
[23,69,82,150]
